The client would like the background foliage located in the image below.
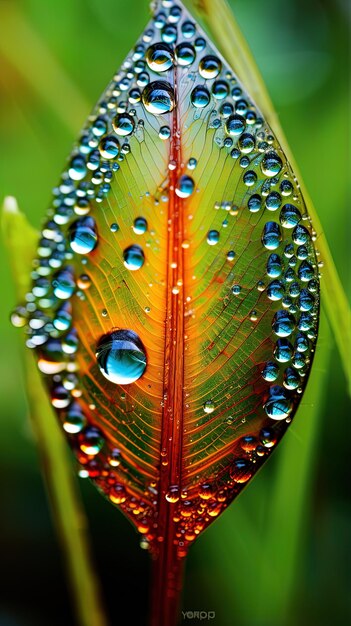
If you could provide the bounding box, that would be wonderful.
[0,0,350,625]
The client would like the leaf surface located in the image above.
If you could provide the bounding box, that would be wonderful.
[16,0,320,559]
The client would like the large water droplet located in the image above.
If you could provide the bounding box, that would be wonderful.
[133,217,148,235]
[69,217,98,255]
[272,310,296,337]
[191,85,210,108]
[199,55,222,79]
[262,222,282,250]
[123,244,145,270]
[207,230,220,246]
[264,385,292,420]
[98,136,120,159]
[96,329,147,385]
[146,43,174,72]
[261,151,283,177]
[175,43,196,66]
[142,81,175,115]
[279,204,302,229]
[112,113,135,136]
[175,175,194,198]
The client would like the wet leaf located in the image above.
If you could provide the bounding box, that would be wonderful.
[13,0,320,618]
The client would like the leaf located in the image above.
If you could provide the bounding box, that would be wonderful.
[2,197,108,626]
[13,1,322,624]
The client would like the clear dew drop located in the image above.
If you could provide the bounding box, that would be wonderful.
[207,230,220,246]
[280,204,302,229]
[175,175,194,198]
[199,55,222,79]
[261,151,283,177]
[69,217,98,255]
[225,114,246,136]
[191,85,210,108]
[264,385,292,420]
[142,80,175,115]
[123,244,145,271]
[146,43,174,72]
[63,403,86,434]
[262,222,282,250]
[133,217,148,235]
[203,400,215,414]
[52,268,75,300]
[159,125,171,140]
[96,329,147,385]
[112,113,135,136]
[68,155,87,181]
[175,43,196,66]
[98,136,120,159]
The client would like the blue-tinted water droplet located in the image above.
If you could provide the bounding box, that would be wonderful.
[123,244,145,271]
[280,204,302,229]
[212,80,229,100]
[262,222,282,250]
[293,224,310,245]
[146,43,174,72]
[238,133,255,154]
[175,43,196,66]
[79,426,105,455]
[266,192,282,211]
[176,175,194,198]
[112,113,135,136]
[272,310,296,337]
[295,333,309,352]
[261,152,283,178]
[267,280,285,301]
[225,114,246,136]
[182,20,196,38]
[142,80,175,115]
[261,361,279,382]
[110,222,119,233]
[264,385,292,420]
[63,403,86,434]
[266,253,282,278]
[191,85,210,108]
[248,194,262,213]
[69,217,98,255]
[207,230,220,245]
[283,367,300,390]
[133,217,148,235]
[199,55,222,79]
[274,338,294,363]
[96,329,147,385]
[159,125,171,140]
[68,156,87,181]
[298,288,315,311]
[99,136,120,159]
[298,260,314,282]
[52,268,75,300]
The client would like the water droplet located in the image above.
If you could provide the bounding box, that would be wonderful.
[267,280,285,301]
[283,366,300,390]
[230,458,252,483]
[264,385,292,420]
[207,230,220,246]
[165,485,180,503]
[227,250,236,262]
[182,20,196,38]
[272,310,296,337]
[274,338,294,363]
[123,244,145,271]
[261,361,279,382]
[298,261,314,282]
[175,43,196,66]
[199,55,222,79]
[280,204,302,229]
[52,268,75,300]
[68,155,87,181]
[109,483,127,504]
[191,85,210,108]
[69,217,98,255]
[266,192,282,211]
[241,435,257,452]
[293,224,310,245]
[146,43,174,72]
[110,222,119,233]
[112,113,135,136]
[238,132,255,154]
[261,151,283,177]
[63,403,86,434]
[96,329,147,385]
[266,253,282,278]
[133,217,148,235]
[259,427,277,448]
[159,125,171,140]
[99,136,120,159]
[262,222,282,250]
[231,284,241,296]
[175,175,194,198]
[225,114,246,136]
[203,400,215,414]
[188,157,197,170]
[142,81,175,115]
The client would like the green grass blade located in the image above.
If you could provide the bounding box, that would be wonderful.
[1,197,108,626]
[186,0,351,391]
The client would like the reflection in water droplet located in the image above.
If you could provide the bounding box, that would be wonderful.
[264,385,292,420]
[262,222,282,250]
[146,43,174,72]
[203,400,215,414]
[133,217,148,235]
[96,329,147,385]
[112,113,135,136]
[191,85,210,108]
[52,269,75,300]
[280,204,302,229]
[261,151,283,177]
[63,403,86,434]
[230,458,252,483]
[207,230,220,246]
[69,217,98,254]
[142,81,175,115]
[68,155,87,181]
[99,136,120,159]
[176,175,194,198]
[123,244,145,271]
[272,310,296,337]
[199,55,222,79]
[261,361,279,382]
[175,43,196,66]
[159,125,171,140]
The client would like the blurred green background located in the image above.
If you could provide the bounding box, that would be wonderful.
[0,0,350,625]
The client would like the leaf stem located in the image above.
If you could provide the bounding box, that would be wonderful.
[149,539,186,626]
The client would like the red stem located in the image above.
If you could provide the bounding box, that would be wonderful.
[149,541,186,626]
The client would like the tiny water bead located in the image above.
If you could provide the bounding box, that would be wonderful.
[133,217,148,235]
[191,85,210,108]
[123,244,145,270]
[69,217,98,255]
[264,385,292,420]
[96,329,147,385]
[146,43,174,72]
[231,284,241,296]
[112,113,135,136]
[203,400,215,414]
[199,55,222,79]
[207,230,220,246]
[142,81,175,115]
[159,125,171,140]
[261,151,283,177]
[175,175,194,198]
